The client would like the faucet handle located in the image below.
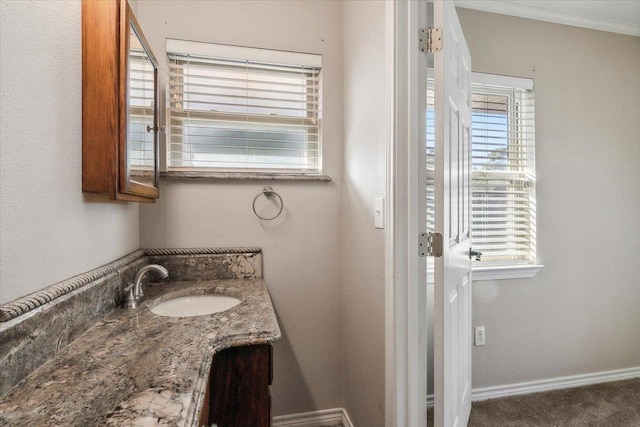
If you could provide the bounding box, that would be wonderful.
[124,283,137,309]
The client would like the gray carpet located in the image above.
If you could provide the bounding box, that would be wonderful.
[428,378,640,426]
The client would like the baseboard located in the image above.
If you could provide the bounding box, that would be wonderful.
[472,366,640,401]
[426,366,640,406]
[275,368,640,424]
[273,407,354,427]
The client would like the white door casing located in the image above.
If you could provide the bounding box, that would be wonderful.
[433,0,473,426]
[384,1,429,426]
[385,1,472,426]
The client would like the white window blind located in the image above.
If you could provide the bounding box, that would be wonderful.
[166,40,322,173]
[471,77,536,264]
[427,73,536,266]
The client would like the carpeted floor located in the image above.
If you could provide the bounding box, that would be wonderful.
[427,378,640,426]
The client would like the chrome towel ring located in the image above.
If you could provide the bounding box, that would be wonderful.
[252,186,284,220]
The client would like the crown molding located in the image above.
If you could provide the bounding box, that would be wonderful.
[455,0,640,37]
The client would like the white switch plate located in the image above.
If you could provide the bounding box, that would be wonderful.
[474,326,486,346]
[374,197,385,229]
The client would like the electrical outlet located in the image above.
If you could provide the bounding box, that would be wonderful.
[474,326,486,346]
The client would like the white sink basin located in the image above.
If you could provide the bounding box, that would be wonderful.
[150,294,241,317]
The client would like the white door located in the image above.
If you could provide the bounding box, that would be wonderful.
[432,0,473,426]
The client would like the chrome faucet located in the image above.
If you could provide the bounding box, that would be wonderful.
[124,264,169,309]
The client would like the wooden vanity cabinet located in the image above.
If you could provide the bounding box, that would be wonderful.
[82,0,159,202]
[200,344,273,427]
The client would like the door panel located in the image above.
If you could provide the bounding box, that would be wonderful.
[432,0,472,426]
[449,102,459,242]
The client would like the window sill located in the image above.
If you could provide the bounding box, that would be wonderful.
[160,171,332,182]
[472,264,544,281]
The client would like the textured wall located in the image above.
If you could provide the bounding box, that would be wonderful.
[135,0,344,416]
[0,0,139,304]
[342,1,387,425]
[457,8,640,388]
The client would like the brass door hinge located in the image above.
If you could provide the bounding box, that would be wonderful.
[419,232,443,257]
[419,27,443,53]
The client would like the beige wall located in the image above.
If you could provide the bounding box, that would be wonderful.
[135,0,344,416]
[0,0,139,304]
[457,8,640,388]
[342,0,386,425]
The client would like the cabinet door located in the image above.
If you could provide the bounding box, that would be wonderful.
[119,2,159,200]
[209,344,271,427]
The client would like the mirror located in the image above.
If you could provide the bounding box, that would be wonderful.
[119,4,159,199]
[127,21,158,189]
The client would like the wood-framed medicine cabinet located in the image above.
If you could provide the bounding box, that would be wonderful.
[82,0,160,202]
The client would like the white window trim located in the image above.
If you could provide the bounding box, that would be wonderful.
[165,39,323,176]
[427,72,539,279]
[471,71,533,90]
[470,72,538,279]
[473,264,544,281]
[166,39,322,68]
[159,170,331,181]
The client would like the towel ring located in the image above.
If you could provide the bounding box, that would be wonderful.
[252,186,284,221]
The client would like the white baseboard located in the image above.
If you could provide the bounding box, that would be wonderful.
[426,366,640,406]
[273,407,354,427]
[471,366,640,401]
[275,368,640,424]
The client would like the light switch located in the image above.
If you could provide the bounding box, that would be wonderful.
[374,197,385,229]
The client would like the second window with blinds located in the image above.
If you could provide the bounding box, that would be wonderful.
[166,39,322,175]
[427,72,541,279]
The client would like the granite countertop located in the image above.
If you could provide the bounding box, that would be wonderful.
[0,279,281,427]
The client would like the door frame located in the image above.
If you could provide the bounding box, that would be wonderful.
[384,1,429,426]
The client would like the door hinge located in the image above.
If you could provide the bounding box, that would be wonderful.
[419,27,443,53]
[419,232,443,257]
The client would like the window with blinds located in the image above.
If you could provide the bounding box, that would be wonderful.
[427,73,536,266]
[166,40,322,173]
